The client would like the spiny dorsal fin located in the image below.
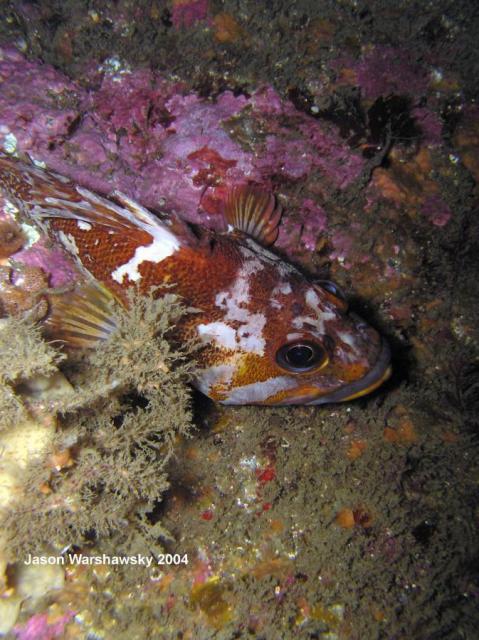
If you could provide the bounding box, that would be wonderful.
[44,280,118,349]
[110,190,168,230]
[0,155,178,242]
[38,184,161,237]
[225,185,282,246]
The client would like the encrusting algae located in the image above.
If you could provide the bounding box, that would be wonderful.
[0,285,197,632]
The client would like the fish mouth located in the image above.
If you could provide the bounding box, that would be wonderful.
[307,338,392,406]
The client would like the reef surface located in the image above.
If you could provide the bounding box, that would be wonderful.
[0,1,478,639]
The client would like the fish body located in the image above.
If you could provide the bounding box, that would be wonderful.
[0,155,391,405]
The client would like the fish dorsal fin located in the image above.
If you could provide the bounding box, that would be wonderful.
[225,185,282,246]
[44,280,118,349]
[38,183,164,238]
[113,192,202,247]
[110,190,168,231]
[0,156,178,243]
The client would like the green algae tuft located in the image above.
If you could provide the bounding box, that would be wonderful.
[0,314,65,429]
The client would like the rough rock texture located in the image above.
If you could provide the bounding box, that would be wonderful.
[0,1,478,638]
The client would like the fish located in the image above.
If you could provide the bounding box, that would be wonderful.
[0,154,391,405]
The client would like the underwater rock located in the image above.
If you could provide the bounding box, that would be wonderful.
[352,45,430,101]
[13,610,74,640]
[171,0,209,30]
[0,39,461,322]
[452,105,479,184]
[14,561,65,602]
[213,13,245,44]
[0,337,67,633]
[420,194,452,227]
[0,45,364,257]
[0,595,22,635]
[0,218,24,258]
[0,20,476,637]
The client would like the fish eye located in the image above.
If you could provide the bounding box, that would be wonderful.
[276,341,327,373]
[316,280,346,301]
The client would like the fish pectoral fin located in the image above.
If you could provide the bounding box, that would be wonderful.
[44,280,118,349]
[224,185,282,246]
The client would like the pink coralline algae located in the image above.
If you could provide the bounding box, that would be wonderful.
[9,235,78,287]
[0,192,78,288]
[0,48,81,151]
[329,230,357,270]
[300,199,328,248]
[335,46,443,147]
[276,199,328,253]
[421,194,452,227]
[171,0,209,30]
[0,45,367,264]
[410,106,443,147]
[14,611,75,640]
[353,46,430,102]
[249,86,364,188]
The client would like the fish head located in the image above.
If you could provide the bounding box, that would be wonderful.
[257,277,391,405]
[196,242,391,405]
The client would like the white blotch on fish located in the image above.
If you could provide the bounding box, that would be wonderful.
[214,257,267,355]
[224,376,299,404]
[111,229,180,284]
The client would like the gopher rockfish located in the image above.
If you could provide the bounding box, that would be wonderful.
[0,154,391,405]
